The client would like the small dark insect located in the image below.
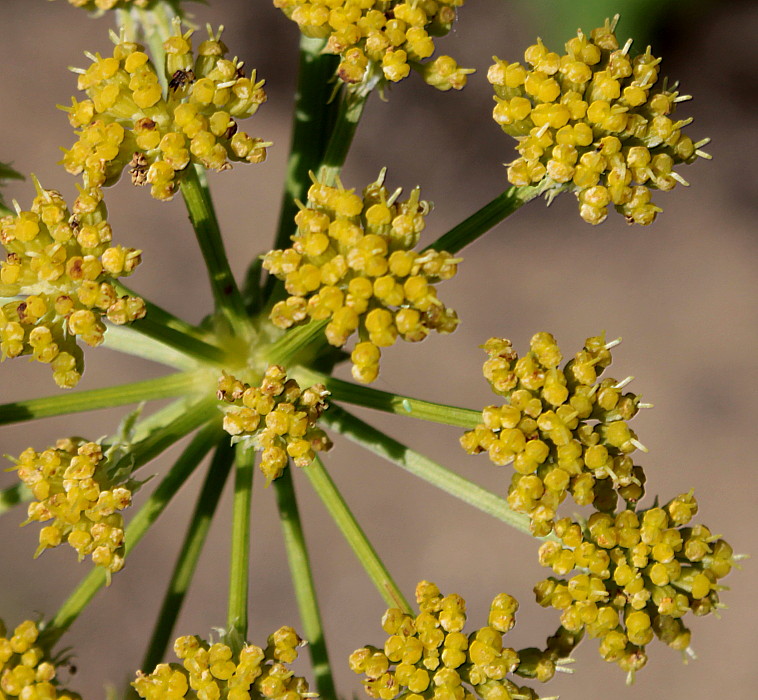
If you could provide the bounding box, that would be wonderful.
[168,68,196,92]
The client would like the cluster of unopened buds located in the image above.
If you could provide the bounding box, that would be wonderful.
[461,332,646,536]
[489,15,709,225]
[536,493,733,674]
[264,171,459,383]
[63,20,268,200]
[133,627,311,700]
[0,178,144,387]
[10,438,131,581]
[218,365,333,482]
[274,0,472,90]
[0,618,81,700]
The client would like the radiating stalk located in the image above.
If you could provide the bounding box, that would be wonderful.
[304,456,411,613]
[274,470,337,700]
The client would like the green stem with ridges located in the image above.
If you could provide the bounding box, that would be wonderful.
[180,164,251,338]
[296,368,481,429]
[0,371,206,427]
[304,456,412,613]
[317,88,370,186]
[114,280,217,343]
[227,444,255,640]
[270,37,340,256]
[274,469,337,700]
[322,405,551,540]
[138,439,235,675]
[266,319,329,367]
[47,421,224,645]
[103,324,205,370]
[426,184,545,254]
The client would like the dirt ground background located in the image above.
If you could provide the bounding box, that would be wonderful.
[0,1,756,699]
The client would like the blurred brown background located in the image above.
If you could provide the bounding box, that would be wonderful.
[0,1,756,699]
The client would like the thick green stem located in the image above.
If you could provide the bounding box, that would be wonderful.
[139,439,234,673]
[274,470,337,700]
[297,368,481,429]
[180,165,250,338]
[47,421,224,645]
[0,371,205,427]
[265,319,329,367]
[426,184,545,254]
[322,405,551,540]
[317,88,370,186]
[227,444,255,640]
[304,456,411,613]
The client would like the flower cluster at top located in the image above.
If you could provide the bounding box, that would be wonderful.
[536,493,734,675]
[264,171,459,383]
[62,21,268,200]
[0,618,81,700]
[133,626,310,700]
[488,16,708,225]
[0,179,144,387]
[55,0,150,10]
[274,0,473,90]
[10,438,132,582]
[218,365,333,483]
[461,332,645,537]
[350,580,544,700]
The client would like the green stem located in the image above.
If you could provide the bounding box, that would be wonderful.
[265,319,329,367]
[323,405,549,539]
[125,399,219,473]
[296,368,481,429]
[271,37,340,254]
[0,371,205,427]
[274,470,337,700]
[304,456,411,613]
[317,88,370,186]
[180,164,250,338]
[426,184,544,254]
[47,421,223,644]
[126,313,223,363]
[103,324,206,370]
[227,444,255,640]
[140,438,234,673]
[114,280,217,342]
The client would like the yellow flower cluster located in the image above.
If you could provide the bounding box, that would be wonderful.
[460,332,646,537]
[0,619,81,700]
[62,22,268,200]
[535,493,734,675]
[133,627,309,700]
[488,16,708,225]
[0,180,144,387]
[274,0,472,90]
[218,365,332,483]
[350,581,542,700]
[264,171,459,383]
[11,438,131,582]
[55,0,150,10]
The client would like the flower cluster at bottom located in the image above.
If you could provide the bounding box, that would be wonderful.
[350,581,543,700]
[0,619,80,700]
[535,492,734,674]
[132,627,310,700]
[10,438,131,582]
